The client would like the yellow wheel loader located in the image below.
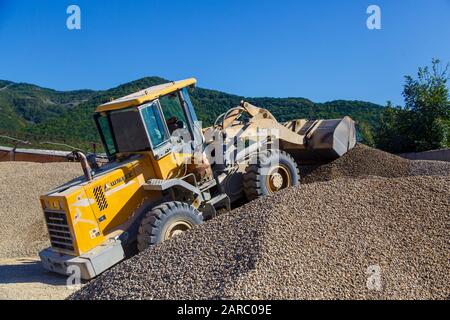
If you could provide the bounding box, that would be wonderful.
[39,78,356,279]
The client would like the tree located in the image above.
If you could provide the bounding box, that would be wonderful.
[374,102,415,153]
[375,59,450,153]
[357,121,375,147]
[404,58,449,151]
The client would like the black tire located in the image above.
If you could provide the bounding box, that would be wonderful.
[243,149,300,201]
[137,201,203,252]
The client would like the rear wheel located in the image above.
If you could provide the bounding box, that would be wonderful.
[137,201,203,252]
[243,149,300,201]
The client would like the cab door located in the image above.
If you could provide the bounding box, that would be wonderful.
[150,92,196,179]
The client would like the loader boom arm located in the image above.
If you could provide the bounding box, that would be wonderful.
[217,101,357,163]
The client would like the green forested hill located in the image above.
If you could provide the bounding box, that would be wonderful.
[0,77,384,150]
[0,80,97,131]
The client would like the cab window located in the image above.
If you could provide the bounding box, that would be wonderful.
[159,93,191,138]
[140,102,169,148]
[96,114,117,157]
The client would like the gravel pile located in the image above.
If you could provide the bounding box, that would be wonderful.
[409,160,450,176]
[71,175,450,300]
[301,144,450,183]
[0,162,81,258]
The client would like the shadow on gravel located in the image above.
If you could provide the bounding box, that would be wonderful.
[0,259,67,285]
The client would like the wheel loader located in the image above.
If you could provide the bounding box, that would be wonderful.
[39,78,356,279]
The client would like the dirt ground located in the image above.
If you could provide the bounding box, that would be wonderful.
[0,257,80,300]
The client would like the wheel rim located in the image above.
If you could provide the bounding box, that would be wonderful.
[163,220,193,241]
[266,165,292,193]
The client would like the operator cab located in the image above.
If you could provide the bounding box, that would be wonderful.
[94,79,202,161]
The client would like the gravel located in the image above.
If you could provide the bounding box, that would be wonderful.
[1,145,448,300]
[70,174,449,300]
[409,160,450,176]
[301,144,450,183]
[0,162,81,258]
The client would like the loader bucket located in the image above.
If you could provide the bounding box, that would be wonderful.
[286,116,356,163]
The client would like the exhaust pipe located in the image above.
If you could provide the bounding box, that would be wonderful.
[73,151,93,181]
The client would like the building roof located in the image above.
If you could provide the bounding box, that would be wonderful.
[0,145,71,157]
[95,78,197,113]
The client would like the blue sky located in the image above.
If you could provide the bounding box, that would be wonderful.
[0,0,449,105]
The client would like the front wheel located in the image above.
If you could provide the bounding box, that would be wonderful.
[243,150,300,201]
[137,201,203,252]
